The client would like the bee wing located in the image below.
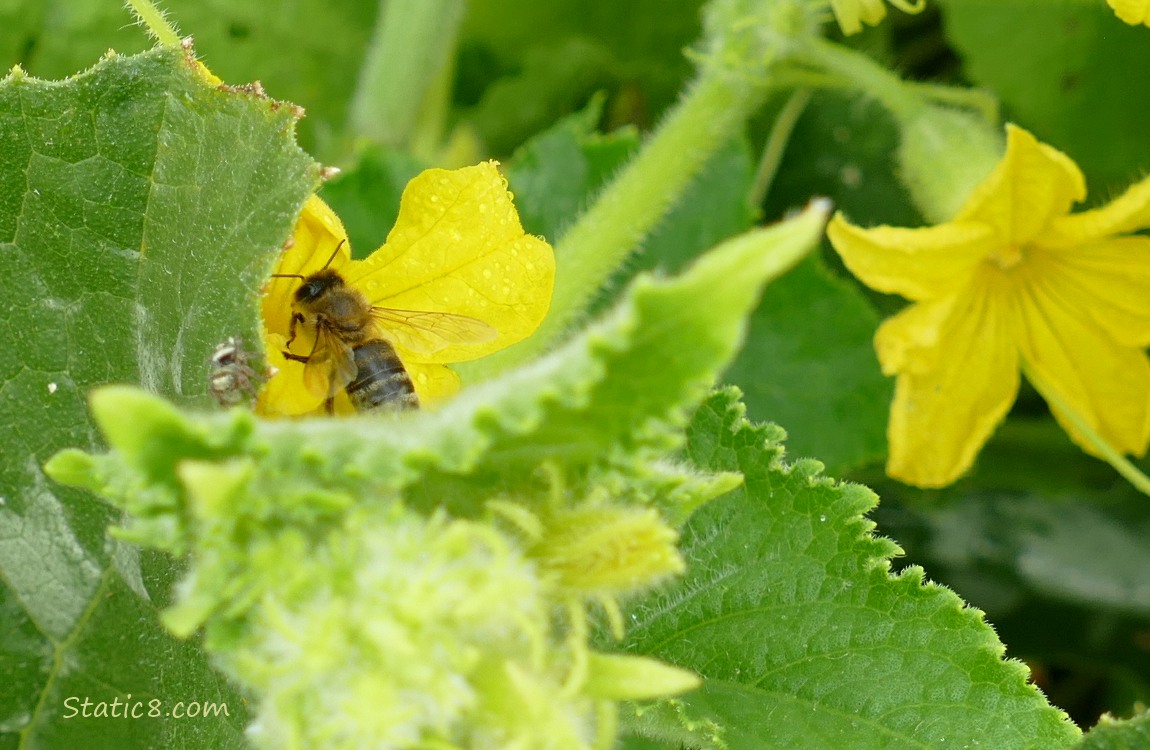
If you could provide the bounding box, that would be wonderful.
[302,324,358,399]
[370,307,497,356]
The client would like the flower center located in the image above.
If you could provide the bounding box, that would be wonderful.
[987,243,1024,269]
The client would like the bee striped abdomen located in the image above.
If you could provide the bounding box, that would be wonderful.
[347,340,419,412]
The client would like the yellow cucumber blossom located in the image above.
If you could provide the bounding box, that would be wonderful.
[828,124,1150,487]
[258,161,556,416]
[829,0,926,35]
[1109,0,1150,25]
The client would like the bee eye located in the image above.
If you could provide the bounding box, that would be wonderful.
[298,281,322,301]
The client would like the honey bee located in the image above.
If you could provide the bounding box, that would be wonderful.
[271,243,495,413]
[208,336,261,407]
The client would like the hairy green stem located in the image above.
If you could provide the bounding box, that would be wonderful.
[750,88,811,207]
[123,0,180,46]
[802,38,926,123]
[462,67,770,380]
[1022,362,1150,499]
[349,0,466,149]
[909,81,999,124]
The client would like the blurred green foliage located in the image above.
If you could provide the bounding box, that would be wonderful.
[3,0,1150,745]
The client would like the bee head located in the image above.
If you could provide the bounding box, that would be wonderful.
[295,268,344,304]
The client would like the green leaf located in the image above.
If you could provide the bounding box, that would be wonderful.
[459,0,705,153]
[50,202,827,533]
[8,1,377,158]
[585,134,758,320]
[878,489,1150,621]
[939,0,1150,199]
[254,200,828,503]
[46,197,828,750]
[504,116,889,476]
[723,254,891,473]
[760,90,920,230]
[620,389,1082,750]
[504,96,639,244]
[866,472,1150,713]
[1,46,318,747]
[639,137,756,274]
[1076,710,1150,750]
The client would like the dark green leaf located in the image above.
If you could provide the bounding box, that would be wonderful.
[6,0,377,158]
[939,0,1150,199]
[459,0,705,152]
[620,389,1081,750]
[0,46,317,747]
[724,254,891,473]
[505,97,640,245]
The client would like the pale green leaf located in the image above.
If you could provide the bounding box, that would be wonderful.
[1076,710,1150,750]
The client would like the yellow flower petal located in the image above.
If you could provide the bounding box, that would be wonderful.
[956,124,1085,245]
[261,195,353,341]
[829,0,925,35]
[1013,265,1150,456]
[827,214,993,301]
[343,161,555,364]
[874,295,957,376]
[829,0,882,35]
[1109,0,1150,25]
[882,270,1019,487]
[405,362,461,406]
[1032,237,1150,348]
[1040,173,1150,247]
[256,342,327,417]
[259,166,554,418]
[833,122,1150,488]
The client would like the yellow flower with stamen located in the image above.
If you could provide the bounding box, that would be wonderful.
[258,161,555,416]
[828,124,1150,487]
[829,0,926,35]
[1109,0,1150,26]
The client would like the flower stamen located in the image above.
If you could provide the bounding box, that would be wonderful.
[987,243,1024,269]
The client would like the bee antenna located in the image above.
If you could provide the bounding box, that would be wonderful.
[270,239,347,281]
[322,240,346,270]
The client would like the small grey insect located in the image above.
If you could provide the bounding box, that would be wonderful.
[208,336,260,407]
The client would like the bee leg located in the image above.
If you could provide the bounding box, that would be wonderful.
[282,351,310,363]
[324,396,335,415]
[285,312,305,348]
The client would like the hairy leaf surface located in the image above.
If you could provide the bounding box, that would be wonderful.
[0,46,318,747]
